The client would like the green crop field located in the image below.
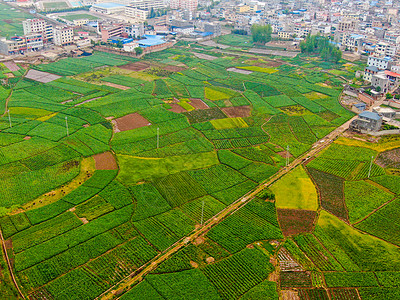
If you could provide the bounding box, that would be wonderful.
[1,40,398,300]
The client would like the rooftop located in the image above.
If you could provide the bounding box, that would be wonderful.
[92,2,126,8]
[359,111,382,121]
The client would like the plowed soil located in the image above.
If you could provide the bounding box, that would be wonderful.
[221,106,251,118]
[113,113,150,132]
[119,61,150,71]
[189,99,209,110]
[93,152,118,170]
[277,209,317,236]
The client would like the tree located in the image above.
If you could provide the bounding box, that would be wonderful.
[251,24,272,44]
[135,47,143,55]
[299,34,342,63]
[376,86,381,92]
[386,93,393,99]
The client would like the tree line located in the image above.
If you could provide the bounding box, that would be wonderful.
[300,34,342,63]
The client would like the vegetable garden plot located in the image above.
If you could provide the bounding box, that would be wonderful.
[277,209,317,236]
[307,168,347,221]
[280,271,313,288]
[202,248,273,299]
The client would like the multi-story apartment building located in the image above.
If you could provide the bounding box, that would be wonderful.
[100,24,124,42]
[53,27,74,46]
[338,19,358,31]
[130,0,164,10]
[375,41,397,57]
[125,23,145,38]
[367,55,394,70]
[170,0,198,11]
[125,6,149,21]
[0,34,43,55]
[22,19,53,42]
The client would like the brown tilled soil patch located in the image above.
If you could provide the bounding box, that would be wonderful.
[102,81,130,90]
[277,151,293,158]
[190,261,199,268]
[24,136,31,140]
[93,152,118,170]
[4,239,12,250]
[118,61,150,71]
[277,209,317,236]
[193,237,205,246]
[113,113,150,132]
[376,148,400,168]
[281,290,300,300]
[189,98,209,110]
[162,64,187,72]
[221,105,251,118]
[281,271,313,288]
[168,103,187,113]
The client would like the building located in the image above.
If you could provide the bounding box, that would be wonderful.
[384,31,400,45]
[125,23,144,38]
[350,111,382,132]
[363,66,380,82]
[91,2,127,14]
[367,56,394,70]
[22,19,53,42]
[338,19,358,31]
[372,72,389,93]
[203,22,221,36]
[172,25,194,35]
[53,27,74,46]
[278,31,291,39]
[25,33,43,51]
[125,6,148,21]
[373,106,396,119]
[100,24,124,42]
[0,36,25,55]
[123,41,139,52]
[130,0,164,10]
[375,41,396,57]
[170,0,198,11]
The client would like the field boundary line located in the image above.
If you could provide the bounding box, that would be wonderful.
[0,229,26,299]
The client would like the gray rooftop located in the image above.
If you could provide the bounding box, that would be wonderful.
[359,111,381,121]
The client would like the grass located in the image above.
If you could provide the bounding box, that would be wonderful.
[344,180,394,223]
[205,86,231,101]
[117,152,219,184]
[270,166,318,210]
[334,136,400,152]
[238,66,278,74]
[210,117,248,130]
[62,14,99,21]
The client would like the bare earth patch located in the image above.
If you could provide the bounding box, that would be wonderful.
[281,290,300,300]
[221,105,251,118]
[277,209,317,236]
[162,64,187,72]
[193,237,205,246]
[112,113,151,132]
[24,136,31,140]
[93,152,118,170]
[102,81,130,90]
[189,98,209,110]
[206,257,215,264]
[25,69,61,83]
[190,261,199,268]
[168,103,187,113]
[119,61,150,71]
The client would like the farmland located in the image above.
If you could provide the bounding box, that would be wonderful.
[0,40,398,300]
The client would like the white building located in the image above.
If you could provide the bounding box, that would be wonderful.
[53,27,74,46]
[123,41,139,52]
[125,6,148,21]
[170,0,198,11]
[130,0,164,10]
[91,2,127,14]
[375,41,397,57]
[22,19,53,42]
[367,55,394,70]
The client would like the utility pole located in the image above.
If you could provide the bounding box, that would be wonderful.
[157,127,160,149]
[65,116,69,137]
[201,200,205,225]
[368,155,374,178]
[243,82,246,91]
[7,109,11,128]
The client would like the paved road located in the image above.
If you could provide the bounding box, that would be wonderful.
[98,113,359,300]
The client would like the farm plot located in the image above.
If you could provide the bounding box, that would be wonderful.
[112,113,151,132]
[277,209,317,236]
[344,180,393,223]
[202,248,273,299]
[355,197,400,246]
[271,166,318,211]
